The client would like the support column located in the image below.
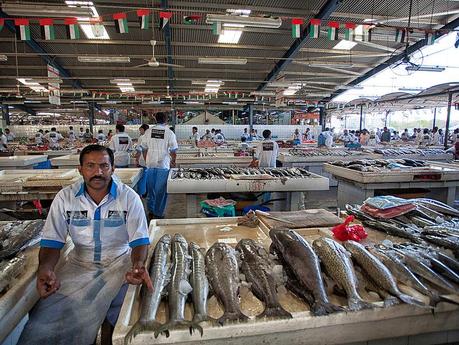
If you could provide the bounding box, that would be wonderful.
[444,92,453,150]
[359,104,363,131]
[88,101,95,134]
[319,107,325,130]
[232,109,235,125]
[432,107,437,129]
[248,104,254,132]
[1,105,10,126]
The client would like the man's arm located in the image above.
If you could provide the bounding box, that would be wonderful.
[37,247,61,298]
[170,151,177,168]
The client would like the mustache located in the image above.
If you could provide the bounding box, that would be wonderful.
[90,176,106,181]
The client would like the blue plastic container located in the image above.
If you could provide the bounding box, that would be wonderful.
[242,205,270,214]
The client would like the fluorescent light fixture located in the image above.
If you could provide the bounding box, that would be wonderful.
[0,55,7,62]
[110,79,145,84]
[250,91,275,96]
[192,80,224,85]
[204,80,223,94]
[340,85,364,90]
[65,1,109,40]
[37,112,61,116]
[17,78,48,92]
[119,86,135,93]
[405,65,445,72]
[206,14,282,28]
[204,88,219,93]
[222,101,239,105]
[283,89,298,96]
[308,63,354,68]
[24,100,42,103]
[267,82,296,88]
[218,29,243,44]
[398,87,425,92]
[184,101,204,104]
[198,57,247,65]
[24,77,63,84]
[78,56,130,63]
[333,40,357,50]
[2,3,92,16]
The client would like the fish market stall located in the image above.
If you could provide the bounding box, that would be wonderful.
[167,168,329,216]
[176,155,252,168]
[371,147,453,162]
[14,149,79,158]
[113,215,459,345]
[0,156,48,170]
[49,154,80,168]
[324,159,459,208]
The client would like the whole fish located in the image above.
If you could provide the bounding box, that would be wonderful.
[189,242,208,336]
[0,255,25,292]
[423,255,459,284]
[0,220,44,260]
[354,267,399,308]
[155,234,193,338]
[236,239,292,319]
[363,220,422,244]
[312,237,372,311]
[343,241,426,308]
[413,198,459,217]
[270,230,342,315]
[205,242,248,325]
[126,234,171,343]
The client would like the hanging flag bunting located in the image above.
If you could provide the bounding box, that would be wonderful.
[64,17,80,40]
[362,24,372,42]
[344,22,356,41]
[327,21,339,40]
[137,9,150,29]
[113,12,129,33]
[395,28,406,43]
[455,32,459,48]
[39,18,55,40]
[0,19,4,32]
[15,19,31,41]
[425,31,436,45]
[291,18,304,38]
[309,18,321,38]
[159,11,172,30]
[183,15,201,25]
[212,22,222,35]
[90,17,104,37]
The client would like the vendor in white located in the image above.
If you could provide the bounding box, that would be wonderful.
[109,124,132,168]
[4,128,15,142]
[135,124,149,168]
[18,145,151,345]
[140,112,178,219]
[97,129,107,144]
[213,129,226,145]
[252,129,279,168]
[292,128,302,145]
[35,129,44,145]
[78,127,85,141]
[68,126,76,143]
[190,126,199,147]
[44,127,64,149]
[0,129,8,151]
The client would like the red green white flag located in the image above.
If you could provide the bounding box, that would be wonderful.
[183,15,201,25]
[327,21,339,40]
[90,17,104,37]
[65,17,80,40]
[137,9,150,30]
[0,19,4,32]
[113,12,128,33]
[212,22,222,35]
[15,19,31,41]
[395,29,406,43]
[425,31,436,45]
[344,23,356,41]
[291,18,303,38]
[39,18,55,40]
[309,19,321,38]
[159,11,172,30]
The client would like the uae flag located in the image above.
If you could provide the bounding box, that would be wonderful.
[159,11,172,30]
[90,17,104,37]
[212,22,222,35]
[113,12,128,33]
[65,17,80,40]
[15,19,31,41]
[309,18,321,38]
[40,18,55,40]
[362,25,372,41]
[327,21,339,40]
[183,15,201,25]
[395,28,406,43]
[425,31,436,45]
[0,19,4,32]
[137,9,150,29]
[291,18,303,38]
[344,22,356,41]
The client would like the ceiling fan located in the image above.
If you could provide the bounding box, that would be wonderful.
[133,40,184,68]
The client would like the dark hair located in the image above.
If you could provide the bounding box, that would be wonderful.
[155,112,167,123]
[192,126,198,131]
[98,129,103,134]
[116,124,125,132]
[140,124,149,131]
[51,127,56,131]
[69,126,73,130]
[39,129,43,133]
[79,144,114,167]
[241,136,247,142]
[262,129,271,139]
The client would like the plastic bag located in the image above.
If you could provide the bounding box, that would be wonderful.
[332,215,368,242]
[364,196,413,210]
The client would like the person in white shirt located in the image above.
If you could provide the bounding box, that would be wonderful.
[35,129,44,145]
[292,128,302,145]
[253,129,279,168]
[401,129,409,141]
[4,128,15,143]
[340,129,353,146]
[304,128,313,141]
[213,129,225,145]
[140,112,178,219]
[135,124,149,168]
[0,129,8,151]
[44,127,64,149]
[200,129,212,141]
[109,124,132,168]
[238,136,250,152]
[68,126,76,143]
[321,127,334,148]
[96,130,106,144]
[241,128,250,141]
[431,127,441,146]
[438,129,444,145]
[420,128,431,146]
[18,145,150,345]
[190,126,199,147]
[415,128,423,145]
[78,127,85,141]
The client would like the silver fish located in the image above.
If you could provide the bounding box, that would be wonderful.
[189,242,208,336]
[0,254,25,292]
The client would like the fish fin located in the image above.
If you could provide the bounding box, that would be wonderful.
[348,297,374,311]
[397,293,432,309]
[154,320,192,338]
[216,311,249,326]
[190,314,208,336]
[257,305,292,319]
[311,301,344,316]
[125,320,162,344]
[179,279,193,295]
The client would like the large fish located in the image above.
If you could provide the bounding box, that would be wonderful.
[413,198,459,217]
[236,239,292,319]
[343,241,426,307]
[270,230,342,315]
[312,237,373,311]
[205,242,248,325]
[189,242,208,336]
[125,234,171,344]
[155,234,193,338]
[0,220,44,260]
[0,254,25,292]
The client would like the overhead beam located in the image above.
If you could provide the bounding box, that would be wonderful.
[327,16,459,101]
[256,0,342,91]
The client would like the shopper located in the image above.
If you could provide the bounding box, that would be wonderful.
[44,127,64,149]
[107,130,113,141]
[109,124,132,168]
[339,129,353,146]
[140,112,178,219]
[438,129,444,145]
[368,130,380,146]
[241,128,250,140]
[238,136,250,152]
[380,127,391,143]
[0,129,7,151]
[97,129,106,144]
[401,129,409,141]
[214,129,225,145]
[78,127,85,141]
[253,129,279,168]
[35,129,44,145]
[200,129,212,141]
[135,124,149,168]
[4,128,15,142]
[190,126,199,147]
[415,128,423,145]
[359,129,370,146]
[17,145,150,345]
[292,128,302,145]
[304,128,312,141]
[83,128,93,143]
[393,131,401,141]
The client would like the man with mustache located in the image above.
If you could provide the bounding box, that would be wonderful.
[18,144,151,345]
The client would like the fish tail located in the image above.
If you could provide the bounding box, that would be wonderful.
[124,320,161,345]
[398,293,432,309]
[154,320,192,338]
[216,310,249,326]
[189,314,208,336]
[258,304,293,319]
[311,301,344,316]
[348,297,374,311]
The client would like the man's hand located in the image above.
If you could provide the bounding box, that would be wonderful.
[125,262,153,291]
[170,160,176,168]
[37,267,60,298]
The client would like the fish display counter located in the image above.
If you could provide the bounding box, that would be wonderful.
[370,147,453,162]
[176,155,253,168]
[14,149,79,158]
[113,215,459,345]
[49,154,80,168]
[324,159,459,208]
[0,155,48,170]
[167,168,330,217]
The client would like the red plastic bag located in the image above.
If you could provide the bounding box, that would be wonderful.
[332,215,368,242]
